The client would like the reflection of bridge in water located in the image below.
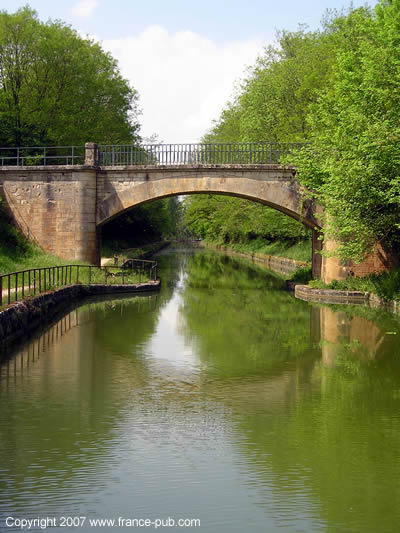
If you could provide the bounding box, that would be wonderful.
[1,297,393,386]
[0,294,159,373]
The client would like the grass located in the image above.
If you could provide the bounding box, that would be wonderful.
[207,238,312,262]
[0,218,82,275]
[0,264,153,309]
[102,240,169,263]
[289,266,313,283]
[309,269,400,301]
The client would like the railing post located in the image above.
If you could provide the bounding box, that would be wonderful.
[84,142,99,166]
[0,276,2,307]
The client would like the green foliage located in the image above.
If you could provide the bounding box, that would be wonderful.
[0,6,140,146]
[213,239,311,262]
[0,214,84,273]
[202,3,400,267]
[102,198,183,250]
[197,24,337,253]
[309,268,400,301]
[183,194,310,249]
[290,266,312,283]
[292,2,400,262]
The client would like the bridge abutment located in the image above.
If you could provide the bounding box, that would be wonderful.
[0,167,100,265]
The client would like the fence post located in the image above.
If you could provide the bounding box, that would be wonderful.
[84,142,99,166]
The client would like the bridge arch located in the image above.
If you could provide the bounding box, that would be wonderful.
[96,168,322,229]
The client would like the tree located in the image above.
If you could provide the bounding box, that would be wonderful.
[0,6,140,146]
[293,2,400,261]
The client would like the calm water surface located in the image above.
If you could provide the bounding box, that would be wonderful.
[1,248,400,532]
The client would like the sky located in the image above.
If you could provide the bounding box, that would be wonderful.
[2,0,379,143]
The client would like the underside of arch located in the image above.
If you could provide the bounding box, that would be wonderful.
[97,177,322,230]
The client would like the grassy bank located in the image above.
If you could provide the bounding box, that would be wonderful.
[203,238,311,263]
[0,219,79,274]
[310,270,400,302]
[101,241,170,264]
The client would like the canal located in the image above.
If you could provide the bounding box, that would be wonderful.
[1,247,400,532]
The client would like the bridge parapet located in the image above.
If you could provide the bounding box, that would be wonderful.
[0,142,310,168]
[98,142,309,166]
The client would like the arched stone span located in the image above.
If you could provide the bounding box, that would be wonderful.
[0,150,393,284]
[96,165,323,229]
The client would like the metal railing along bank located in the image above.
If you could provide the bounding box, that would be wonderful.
[0,143,309,167]
[0,259,158,308]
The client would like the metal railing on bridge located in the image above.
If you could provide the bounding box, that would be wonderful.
[0,146,85,166]
[0,142,309,167]
[0,259,158,308]
[98,142,308,166]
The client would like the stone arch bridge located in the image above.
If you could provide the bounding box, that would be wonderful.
[0,143,389,283]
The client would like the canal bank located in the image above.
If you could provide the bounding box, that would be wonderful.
[0,281,160,352]
[203,242,309,276]
[295,283,400,312]
[102,241,171,265]
[203,242,400,312]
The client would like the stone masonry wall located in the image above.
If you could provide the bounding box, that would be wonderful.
[0,167,99,264]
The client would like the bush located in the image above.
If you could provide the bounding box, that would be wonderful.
[290,266,312,283]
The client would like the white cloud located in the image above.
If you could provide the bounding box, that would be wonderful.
[103,26,265,143]
[71,0,98,18]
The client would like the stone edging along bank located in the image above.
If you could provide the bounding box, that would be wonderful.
[204,243,309,275]
[0,281,160,349]
[203,242,400,312]
[295,284,400,312]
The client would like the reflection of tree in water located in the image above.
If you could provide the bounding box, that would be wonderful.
[0,294,164,516]
[177,250,314,379]
[174,249,400,530]
[213,302,400,531]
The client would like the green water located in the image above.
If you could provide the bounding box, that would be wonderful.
[1,248,400,532]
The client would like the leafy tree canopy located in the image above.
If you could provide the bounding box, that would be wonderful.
[293,1,400,261]
[198,2,400,263]
[0,6,140,146]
